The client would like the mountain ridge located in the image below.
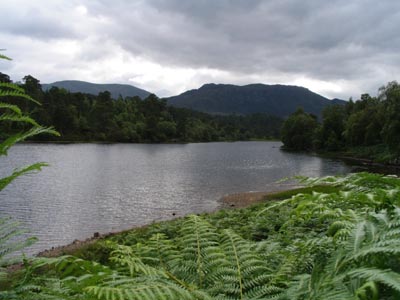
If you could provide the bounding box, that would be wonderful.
[165,83,346,118]
[42,80,151,99]
[42,80,346,118]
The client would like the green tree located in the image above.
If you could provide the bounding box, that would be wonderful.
[21,75,43,112]
[0,72,11,83]
[319,105,346,151]
[344,95,383,147]
[379,81,400,157]
[91,91,114,140]
[281,108,318,150]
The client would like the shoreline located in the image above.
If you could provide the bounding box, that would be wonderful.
[37,185,300,258]
[221,191,273,208]
[316,152,400,171]
[19,139,280,145]
[37,226,143,258]
[220,185,300,208]
[336,155,400,170]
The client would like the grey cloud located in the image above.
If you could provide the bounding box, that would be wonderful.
[0,5,78,39]
[92,0,400,82]
[2,0,400,99]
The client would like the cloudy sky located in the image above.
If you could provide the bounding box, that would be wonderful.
[0,0,399,99]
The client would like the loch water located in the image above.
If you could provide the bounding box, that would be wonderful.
[0,141,355,254]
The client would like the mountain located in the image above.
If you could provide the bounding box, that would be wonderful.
[331,98,347,104]
[42,80,151,99]
[166,83,346,118]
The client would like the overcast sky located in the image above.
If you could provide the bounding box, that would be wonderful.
[0,0,399,99]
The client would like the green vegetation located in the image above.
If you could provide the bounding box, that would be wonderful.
[1,172,400,299]
[0,56,58,191]
[0,74,282,143]
[0,53,58,298]
[280,108,318,150]
[262,184,341,201]
[281,82,400,163]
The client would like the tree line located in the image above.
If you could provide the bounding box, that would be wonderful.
[0,73,282,143]
[281,81,400,163]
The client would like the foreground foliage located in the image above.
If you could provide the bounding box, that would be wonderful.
[0,52,58,298]
[3,172,400,299]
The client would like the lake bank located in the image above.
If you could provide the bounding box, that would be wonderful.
[37,183,343,258]
[36,187,290,258]
[318,152,400,174]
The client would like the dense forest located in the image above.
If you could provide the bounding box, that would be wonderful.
[0,73,282,143]
[281,81,400,163]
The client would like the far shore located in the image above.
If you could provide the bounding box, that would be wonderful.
[19,139,280,145]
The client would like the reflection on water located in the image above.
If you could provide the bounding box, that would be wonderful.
[0,142,354,254]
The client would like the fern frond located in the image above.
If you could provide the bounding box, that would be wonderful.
[256,197,296,216]
[0,102,22,115]
[350,244,400,261]
[138,233,180,270]
[0,217,37,286]
[0,126,59,156]
[0,162,48,191]
[0,89,39,104]
[85,280,199,300]
[110,244,164,277]
[217,230,276,299]
[0,53,11,60]
[348,267,400,293]
[0,82,25,93]
[53,255,113,279]
[355,281,378,300]
[178,215,221,287]
[0,112,39,126]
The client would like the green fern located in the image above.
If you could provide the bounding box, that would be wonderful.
[176,215,221,287]
[0,53,60,299]
[214,229,279,299]
[0,162,49,191]
[0,218,37,276]
[85,281,200,300]
[0,51,11,61]
[280,208,400,299]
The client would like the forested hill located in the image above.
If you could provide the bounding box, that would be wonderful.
[42,80,151,99]
[0,75,283,143]
[166,83,346,118]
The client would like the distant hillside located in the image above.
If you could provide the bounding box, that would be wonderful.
[42,80,151,99]
[166,83,346,118]
[331,98,347,104]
